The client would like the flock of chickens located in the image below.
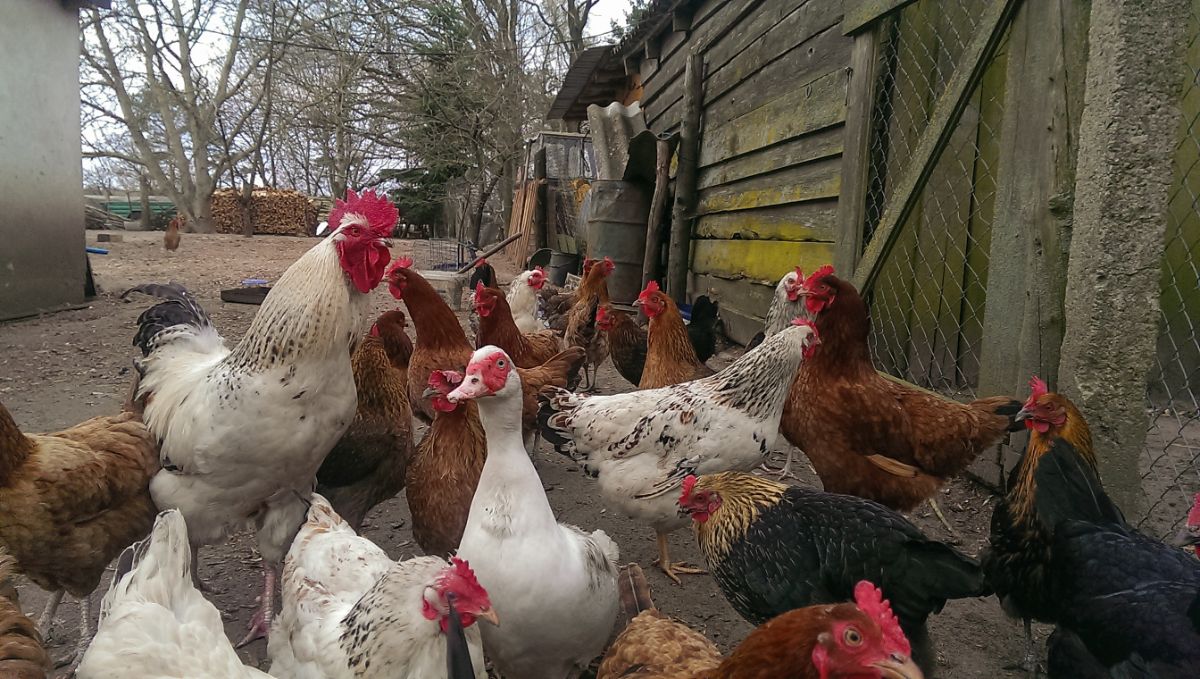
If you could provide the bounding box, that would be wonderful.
[0,189,1198,679]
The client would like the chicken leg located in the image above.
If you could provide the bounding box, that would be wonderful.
[37,589,64,640]
[54,593,93,672]
[758,449,799,481]
[1002,618,1041,679]
[236,564,277,648]
[651,532,706,586]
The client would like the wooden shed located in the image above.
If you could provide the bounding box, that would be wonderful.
[616,0,854,343]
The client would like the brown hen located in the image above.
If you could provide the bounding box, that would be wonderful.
[386,259,584,439]
[315,310,415,531]
[635,281,713,390]
[405,370,487,557]
[0,400,158,665]
[473,283,562,368]
[781,266,1021,514]
[598,563,922,679]
[0,548,49,679]
[564,256,613,390]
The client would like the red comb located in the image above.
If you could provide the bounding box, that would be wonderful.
[534,266,544,274]
[803,264,835,289]
[328,189,398,238]
[448,556,478,582]
[387,257,414,277]
[1025,376,1049,409]
[680,475,699,501]
[853,581,910,656]
[793,266,804,279]
[596,305,608,322]
[639,280,661,300]
[475,281,486,298]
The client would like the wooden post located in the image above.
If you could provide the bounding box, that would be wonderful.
[833,24,883,275]
[667,49,704,303]
[975,0,1089,487]
[533,148,548,252]
[642,138,671,288]
[1057,0,1188,515]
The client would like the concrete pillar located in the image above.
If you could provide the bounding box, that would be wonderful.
[1057,0,1189,515]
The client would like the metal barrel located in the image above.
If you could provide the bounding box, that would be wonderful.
[585,180,650,305]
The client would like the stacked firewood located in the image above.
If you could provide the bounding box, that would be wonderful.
[209,188,318,235]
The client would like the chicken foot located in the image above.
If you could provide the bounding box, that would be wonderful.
[53,593,93,673]
[758,449,799,481]
[236,564,277,648]
[1001,618,1041,679]
[652,532,706,586]
[37,589,64,640]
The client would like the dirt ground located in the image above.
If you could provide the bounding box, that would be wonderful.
[0,231,1045,677]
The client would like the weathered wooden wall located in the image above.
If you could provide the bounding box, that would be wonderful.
[631,0,852,343]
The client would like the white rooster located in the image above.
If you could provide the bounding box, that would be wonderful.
[745,266,807,350]
[123,189,398,643]
[506,267,549,333]
[267,494,497,679]
[448,346,619,679]
[538,318,820,583]
[76,509,271,679]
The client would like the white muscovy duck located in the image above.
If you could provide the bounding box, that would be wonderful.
[267,494,496,679]
[76,509,271,679]
[506,267,549,333]
[537,318,820,584]
[449,346,619,679]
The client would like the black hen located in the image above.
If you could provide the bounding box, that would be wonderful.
[680,471,986,673]
[466,258,496,291]
[1045,520,1200,678]
[685,295,720,363]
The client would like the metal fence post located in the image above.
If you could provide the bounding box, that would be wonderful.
[1057,0,1189,517]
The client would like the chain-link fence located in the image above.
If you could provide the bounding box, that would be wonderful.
[859,0,1007,399]
[1140,2,1200,539]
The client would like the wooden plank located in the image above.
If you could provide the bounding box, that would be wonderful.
[850,0,1022,294]
[642,0,757,101]
[842,0,920,35]
[704,25,851,129]
[692,239,835,283]
[695,200,840,242]
[833,25,884,274]
[667,50,705,303]
[700,69,848,166]
[696,157,842,214]
[697,125,844,189]
[704,2,846,116]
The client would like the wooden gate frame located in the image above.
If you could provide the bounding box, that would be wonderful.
[833,0,1022,289]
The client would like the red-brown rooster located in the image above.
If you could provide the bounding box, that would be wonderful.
[564,256,614,391]
[781,265,1021,518]
[636,281,713,389]
[473,282,561,368]
[598,563,922,679]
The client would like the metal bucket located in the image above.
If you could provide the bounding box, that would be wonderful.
[546,251,579,287]
[585,180,650,305]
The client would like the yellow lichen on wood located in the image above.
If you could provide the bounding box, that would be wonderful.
[691,239,835,283]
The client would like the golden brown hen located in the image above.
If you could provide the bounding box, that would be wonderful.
[598,563,922,679]
[0,548,50,679]
[635,281,713,390]
[0,400,158,665]
[473,283,562,368]
[564,256,614,391]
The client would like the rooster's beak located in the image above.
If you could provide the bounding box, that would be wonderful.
[872,654,924,679]
[1173,526,1200,547]
[1014,407,1032,422]
[422,387,440,400]
[476,607,499,626]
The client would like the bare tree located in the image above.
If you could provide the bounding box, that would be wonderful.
[81,0,300,232]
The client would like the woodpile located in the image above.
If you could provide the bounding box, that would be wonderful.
[209,188,318,236]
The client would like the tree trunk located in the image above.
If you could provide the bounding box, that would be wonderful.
[239,181,255,237]
[138,173,153,231]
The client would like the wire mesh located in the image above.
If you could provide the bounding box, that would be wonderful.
[408,239,472,271]
[858,0,1007,397]
[1139,3,1200,538]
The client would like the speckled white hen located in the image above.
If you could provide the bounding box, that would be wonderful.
[449,346,620,679]
[268,494,495,679]
[506,267,549,333]
[538,320,820,566]
[76,510,271,679]
[124,190,398,642]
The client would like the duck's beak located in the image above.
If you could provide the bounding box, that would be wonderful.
[476,606,500,626]
[872,654,924,679]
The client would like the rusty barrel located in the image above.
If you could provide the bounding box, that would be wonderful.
[585,179,650,305]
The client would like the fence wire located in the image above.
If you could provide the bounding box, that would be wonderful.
[859,0,1005,398]
[1139,3,1200,539]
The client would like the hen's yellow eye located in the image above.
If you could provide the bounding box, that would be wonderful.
[843,628,862,646]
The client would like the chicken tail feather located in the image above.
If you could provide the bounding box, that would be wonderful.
[100,509,192,625]
[536,387,582,460]
[617,563,655,618]
[123,282,217,357]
